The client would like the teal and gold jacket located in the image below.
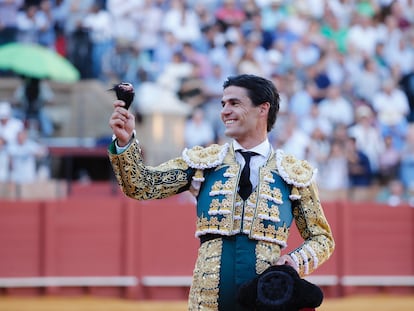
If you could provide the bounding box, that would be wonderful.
[108,139,334,277]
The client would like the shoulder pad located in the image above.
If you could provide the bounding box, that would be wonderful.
[276,149,316,188]
[182,143,229,169]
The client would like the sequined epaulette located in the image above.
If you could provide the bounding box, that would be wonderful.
[275,149,316,188]
[182,143,229,169]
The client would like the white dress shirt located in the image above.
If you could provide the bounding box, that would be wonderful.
[233,139,272,190]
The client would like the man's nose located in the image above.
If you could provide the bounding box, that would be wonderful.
[221,103,230,114]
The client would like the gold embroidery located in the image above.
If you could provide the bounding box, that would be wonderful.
[239,190,257,233]
[250,218,290,247]
[232,197,243,233]
[209,199,220,214]
[183,144,228,169]
[209,169,238,196]
[208,197,233,215]
[260,183,283,203]
[196,214,233,236]
[244,202,255,220]
[202,166,240,235]
[194,169,204,180]
[256,199,281,222]
[188,239,222,310]
[222,164,238,176]
[210,180,224,194]
[290,183,335,276]
[281,154,313,183]
[109,141,190,200]
[276,150,315,187]
[269,204,280,222]
[244,170,286,244]
[255,241,281,274]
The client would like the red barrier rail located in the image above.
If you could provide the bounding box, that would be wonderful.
[0,189,413,299]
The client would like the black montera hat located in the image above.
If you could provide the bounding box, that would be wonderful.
[237,265,324,311]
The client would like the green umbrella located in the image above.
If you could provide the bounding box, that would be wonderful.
[0,42,80,83]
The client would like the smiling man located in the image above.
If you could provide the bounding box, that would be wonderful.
[108,74,334,310]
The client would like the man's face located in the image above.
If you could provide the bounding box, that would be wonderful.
[220,85,265,146]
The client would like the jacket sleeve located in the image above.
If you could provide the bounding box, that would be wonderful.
[288,182,335,277]
[275,149,335,276]
[108,139,194,200]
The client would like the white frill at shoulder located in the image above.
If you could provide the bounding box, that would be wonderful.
[182,143,229,169]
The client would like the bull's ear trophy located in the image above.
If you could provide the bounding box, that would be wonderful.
[109,82,135,110]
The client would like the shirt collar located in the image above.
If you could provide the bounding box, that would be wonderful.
[233,139,271,158]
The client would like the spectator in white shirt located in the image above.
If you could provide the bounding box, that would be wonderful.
[16,3,44,44]
[9,129,48,184]
[372,78,410,149]
[0,101,24,146]
[353,58,383,103]
[318,85,355,128]
[106,0,141,44]
[135,0,163,59]
[162,0,202,44]
[347,12,379,57]
[348,105,385,175]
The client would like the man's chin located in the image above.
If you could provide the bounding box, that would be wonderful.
[224,129,236,139]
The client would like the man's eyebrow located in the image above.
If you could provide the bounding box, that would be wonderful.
[221,97,241,104]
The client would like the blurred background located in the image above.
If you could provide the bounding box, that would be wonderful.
[0,0,413,309]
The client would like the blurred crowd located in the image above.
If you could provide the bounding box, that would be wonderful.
[1,0,414,205]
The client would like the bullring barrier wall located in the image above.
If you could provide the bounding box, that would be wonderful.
[0,191,413,299]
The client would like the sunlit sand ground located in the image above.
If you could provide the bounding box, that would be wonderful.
[0,295,413,311]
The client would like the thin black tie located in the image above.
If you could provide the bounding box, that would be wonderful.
[238,151,257,200]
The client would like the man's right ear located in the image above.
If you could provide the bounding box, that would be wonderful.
[260,102,270,114]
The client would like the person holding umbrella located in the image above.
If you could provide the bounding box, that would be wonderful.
[13,76,55,137]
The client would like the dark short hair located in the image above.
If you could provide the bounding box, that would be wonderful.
[223,74,280,132]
